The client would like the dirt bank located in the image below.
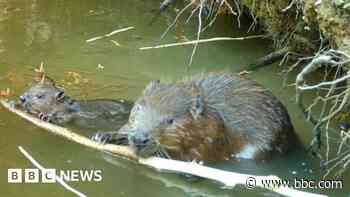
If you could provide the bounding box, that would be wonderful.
[234,0,350,176]
[230,0,348,59]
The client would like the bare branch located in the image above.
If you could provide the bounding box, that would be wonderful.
[86,27,134,43]
[18,146,87,197]
[139,35,264,50]
[295,49,350,176]
[160,2,194,40]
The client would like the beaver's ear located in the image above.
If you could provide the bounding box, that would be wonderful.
[38,75,55,86]
[144,80,160,96]
[44,77,56,86]
[190,94,205,120]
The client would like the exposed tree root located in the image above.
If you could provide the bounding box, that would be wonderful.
[295,49,350,176]
[158,0,241,66]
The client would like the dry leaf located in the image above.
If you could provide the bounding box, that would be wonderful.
[0,88,11,97]
[34,62,45,82]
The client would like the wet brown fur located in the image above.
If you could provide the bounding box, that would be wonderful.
[120,73,298,162]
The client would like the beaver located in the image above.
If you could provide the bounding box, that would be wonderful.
[93,73,299,162]
[19,77,132,133]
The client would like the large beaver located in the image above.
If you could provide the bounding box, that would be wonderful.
[19,78,132,133]
[94,73,298,162]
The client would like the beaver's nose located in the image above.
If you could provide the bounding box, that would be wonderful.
[130,132,150,147]
[19,95,26,103]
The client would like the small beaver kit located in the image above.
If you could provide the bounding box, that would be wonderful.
[93,73,299,162]
[19,77,132,133]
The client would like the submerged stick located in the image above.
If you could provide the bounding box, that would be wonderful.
[18,146,87,197]
[139,35,264,50]
[140,158,326,197]
[1,99,326,197]
[86,26,135,43]
[242,48,289,71]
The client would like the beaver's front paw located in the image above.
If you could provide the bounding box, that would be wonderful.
[91,132,114,144]
[91,132,129,145]
[8,100,17,109]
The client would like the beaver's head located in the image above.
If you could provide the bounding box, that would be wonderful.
[19,78,79,124]
[119,80,225,161]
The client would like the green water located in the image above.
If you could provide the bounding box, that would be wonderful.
[0,0,349,196]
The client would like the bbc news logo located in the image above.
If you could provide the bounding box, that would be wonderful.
[8,168,102,183]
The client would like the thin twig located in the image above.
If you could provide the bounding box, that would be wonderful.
[160,2,193,40]
[86,26,135,43]
[139,35,264,50]
[185,5,200,24]
[18,146,87,197]
[202,0,225,31]
[188,0,204,66]
[231,0,241,27]
[282,0,296,12]
[297,74,350,91]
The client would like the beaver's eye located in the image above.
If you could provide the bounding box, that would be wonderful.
[55,91,65,101]
[36,94,45,99]
[166,118,174,125]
